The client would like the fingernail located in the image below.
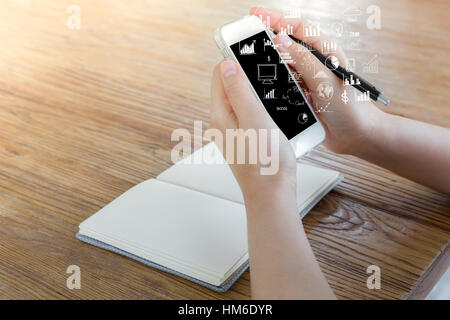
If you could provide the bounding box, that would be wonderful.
[279,35,292,49]
[221,60,236,78]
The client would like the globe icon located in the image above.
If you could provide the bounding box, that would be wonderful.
[317,82,334,101]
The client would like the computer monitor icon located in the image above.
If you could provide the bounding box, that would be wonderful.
[257,64,277,84]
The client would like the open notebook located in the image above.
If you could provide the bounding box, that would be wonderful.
[77,142,342,292]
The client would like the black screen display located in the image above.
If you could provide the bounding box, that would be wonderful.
[230,31,316,139]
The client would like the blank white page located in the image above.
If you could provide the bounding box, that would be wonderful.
[79,179,248,278]
[158,143,339,207]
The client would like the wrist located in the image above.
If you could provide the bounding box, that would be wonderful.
[242,174,297,213]
[352,109,392,160]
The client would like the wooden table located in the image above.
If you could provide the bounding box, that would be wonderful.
[0,0,448,299]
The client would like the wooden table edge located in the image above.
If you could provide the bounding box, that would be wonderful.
[405,242,450,300]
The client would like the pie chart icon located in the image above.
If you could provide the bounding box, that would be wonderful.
[298,112,308,124]
[325,55,339,70]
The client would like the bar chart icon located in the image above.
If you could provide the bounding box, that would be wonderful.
[303,24,320,37]
[322,40,337,53]
[355,90,370,102]
[263,89,276,99]
[258,15,270,28]
[280,24,294,35]
[343,74,361,86]
[284,8,302,18]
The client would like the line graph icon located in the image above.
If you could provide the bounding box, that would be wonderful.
[239,40,256,55]
[363,55,379,73]
[263,38,276,51]
[315,103,333,113]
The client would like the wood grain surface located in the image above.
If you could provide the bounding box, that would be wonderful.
[0,0,448,299]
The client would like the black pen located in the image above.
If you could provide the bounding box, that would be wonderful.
[271,29,390,106]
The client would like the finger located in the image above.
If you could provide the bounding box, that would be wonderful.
[275,33,340,95]
[287,65,313,105]
[219,60,276,130]
[250,7,346,63]
[275,34,346,121]
[210,63,238,131]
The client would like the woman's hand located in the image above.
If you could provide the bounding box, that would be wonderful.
[251,7,384,155]
[250,7,450,194]
[210,60,336,299]
[209,15,336,300]
[251,7,450,194]
[210,60,297,200]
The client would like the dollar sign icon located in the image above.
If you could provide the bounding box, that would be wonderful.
[341,90,349,104]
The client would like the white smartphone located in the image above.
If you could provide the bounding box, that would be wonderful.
[214,15,326,158]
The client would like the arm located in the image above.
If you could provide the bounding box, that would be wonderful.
[355,113,450,194]
[245,182,335,299]
[210,61,335,299]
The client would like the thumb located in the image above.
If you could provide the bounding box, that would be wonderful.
[219,60,277,130]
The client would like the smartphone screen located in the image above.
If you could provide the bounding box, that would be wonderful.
[230,31,316,139]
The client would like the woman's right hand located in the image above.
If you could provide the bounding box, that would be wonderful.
[252,7,450,195]
[251,7,385,155]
